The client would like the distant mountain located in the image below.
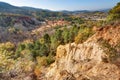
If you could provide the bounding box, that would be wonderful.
[0,2,69,28]
[21,6,43,11]
[0,2,32,15]
[0,2,22,12]
[0,2,50,16]
[0,2,67,18]
[71,10,90,14]
[60,9,111,15]
[61,10,90,14]
[98,8,111,12]
[0,2,19,9]
[0,1,110,16]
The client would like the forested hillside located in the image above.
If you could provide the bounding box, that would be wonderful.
[0,1,120,80]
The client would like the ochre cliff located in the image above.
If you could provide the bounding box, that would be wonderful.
[45,25,120,80]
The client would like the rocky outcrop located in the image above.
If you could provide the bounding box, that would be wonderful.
[45,25,120,80]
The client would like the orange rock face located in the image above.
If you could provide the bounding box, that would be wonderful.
[45,25,120,80]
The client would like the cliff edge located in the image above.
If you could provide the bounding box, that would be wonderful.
[45,25,120,80]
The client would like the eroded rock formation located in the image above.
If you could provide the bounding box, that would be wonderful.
[45,25,120,80]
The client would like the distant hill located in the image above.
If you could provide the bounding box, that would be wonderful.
[0,2,67,17]
[0,2,23,13]
[96,8,111,12]
[60,9,110,15]
[0,1,69,28]
[60,10,90,14]
[0,1,110,28]
[21,7,43,11]
[0,2,44,12]
[0,2,45,16]
[0,1,110,15]
[0,2,19,10]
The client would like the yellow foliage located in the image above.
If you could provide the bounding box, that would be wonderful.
[34,66,41,77]
[75,33,83,44]
[75,27,93,44]
[0,42,15,50]
[36,56,47,67]
[5,42,15,49]
[39,38,45,44]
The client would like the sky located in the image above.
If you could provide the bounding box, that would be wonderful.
[0,0,119,11]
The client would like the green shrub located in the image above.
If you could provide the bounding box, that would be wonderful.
[98,38,118,63]
[75,27,94,44]
[107,2,120,21]
[36,56,55,67]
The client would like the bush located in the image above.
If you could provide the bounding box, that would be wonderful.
[98,38,118,63]
[0,42,15,51]
[0,42,15,72]
[36,56,55,67]
[43,33,51,43]
[62,28,70,43]
[107,2,120,21]
[75,27,94,44]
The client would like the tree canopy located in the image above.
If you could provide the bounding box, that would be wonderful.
[108,2,120,21]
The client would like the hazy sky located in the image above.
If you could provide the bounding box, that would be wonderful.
[0,0,119,11]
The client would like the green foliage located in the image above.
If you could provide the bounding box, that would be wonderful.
[16,41,49,59]
[54,29,63,42]
[69,25,79,41]
[39,44,49,56]
[0,42,15,72]
[62,28,70,43]
[98,38,118,63]
[15,23,85,61]
[43,33,51,43]
[65,17,84,25]
[75,27,94,44]
[46,56,55,65]
[62,26,79,43]
[35,11,68,20]
[107,2,120,21]
[15,43,26,57]
[50,35,60,53]
[0,16,99,74]
[36,56,55,67]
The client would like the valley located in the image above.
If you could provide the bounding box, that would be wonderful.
[0,1,120,80]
